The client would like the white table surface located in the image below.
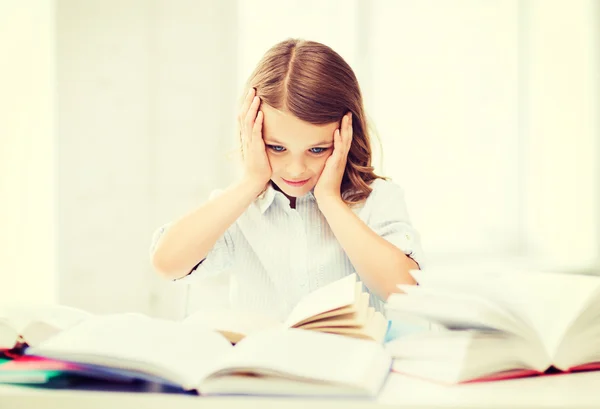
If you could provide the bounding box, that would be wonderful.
[1,370,600,409]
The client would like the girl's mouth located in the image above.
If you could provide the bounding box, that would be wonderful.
[282,178,309,187]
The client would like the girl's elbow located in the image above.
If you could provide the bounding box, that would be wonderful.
[382,266,418,300]
[151,249,183,280]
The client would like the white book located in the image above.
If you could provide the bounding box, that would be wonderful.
[1,274,387,349]
[385,269,600,383]
[183,273,388,344]
[0,304,91,349]
[27,313,391,397]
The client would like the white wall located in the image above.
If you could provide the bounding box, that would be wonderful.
[0,1,57,304]
[2,1,598,317]
[367,0,521,264]
[364,0,599,272]
[236,0,360,94]
[523,0,599,271]
[56,0,237,317]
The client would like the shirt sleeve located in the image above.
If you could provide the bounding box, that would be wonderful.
[149,189,235,282]
[364,179,426,269]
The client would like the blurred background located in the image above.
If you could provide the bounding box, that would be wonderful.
[1,0,598,318]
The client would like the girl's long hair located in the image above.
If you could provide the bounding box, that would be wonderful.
[242,38,385,204]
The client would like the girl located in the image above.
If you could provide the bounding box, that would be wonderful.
[150,38,424,321]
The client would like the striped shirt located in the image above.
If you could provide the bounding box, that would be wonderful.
[151,178,425,321]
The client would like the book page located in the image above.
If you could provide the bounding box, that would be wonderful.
[553,325,600,370]
[300,312,361,329]
[363,308,388,343]
[393,285,531,337]
[183,309,283,342]
[28,313,233,389]
[499,272,600,359]
[0,304,92,346]
[199,374,374,397]
[0,304,91,333]
[408,269,600,360]
[0,319,18,349]
[300,292,370,330]
[388,330,550,383]
[203,328,390,396]
[314,308,387,343]
[283,274,359,328]
[387,288,529,337]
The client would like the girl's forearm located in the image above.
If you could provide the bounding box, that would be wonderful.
[318,197,418,300]
[151,178,265,279]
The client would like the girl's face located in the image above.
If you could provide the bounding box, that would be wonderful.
[261,104,339,198]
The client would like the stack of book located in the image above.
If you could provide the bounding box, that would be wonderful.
[385,268,600,383]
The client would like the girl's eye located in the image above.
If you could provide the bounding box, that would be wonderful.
[267,145,285,152]
[309,147,328,154]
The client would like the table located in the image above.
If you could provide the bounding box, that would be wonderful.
[1,371,599,408]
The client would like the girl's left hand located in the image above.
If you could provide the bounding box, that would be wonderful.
[314,112,353,204]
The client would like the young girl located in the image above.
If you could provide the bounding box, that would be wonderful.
[150,38,424,322]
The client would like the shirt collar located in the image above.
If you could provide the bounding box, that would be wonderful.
[256,183,316,214]
[256,184,277,214]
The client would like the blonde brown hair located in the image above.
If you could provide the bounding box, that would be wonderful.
[243,38,385,205]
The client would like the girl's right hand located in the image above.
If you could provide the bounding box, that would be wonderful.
[239,88,272,190]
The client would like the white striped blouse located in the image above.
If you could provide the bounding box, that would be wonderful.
[151,178,425,321]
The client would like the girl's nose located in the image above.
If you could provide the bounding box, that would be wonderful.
[286,159,307,178]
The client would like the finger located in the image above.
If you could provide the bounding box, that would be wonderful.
[346,113,353,151]
[340,113,347,133]
[342,112,352,133]
[239,88,255,126]
[245,96,261,140]
[238,90,255,147]
[253,110,264,141]
[332,129,342,160]
[241,125,249,151]
[338,113,350,152]
[347,113,353,137]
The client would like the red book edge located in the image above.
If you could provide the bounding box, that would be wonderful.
[0,355,83,371]
[391,361,600,385]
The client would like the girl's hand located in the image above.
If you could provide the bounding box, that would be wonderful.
[239,88,272,190]
[314,112,353,204]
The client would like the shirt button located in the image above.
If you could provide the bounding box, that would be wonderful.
[405,233,411,240]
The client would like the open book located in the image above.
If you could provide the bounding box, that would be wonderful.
[0,304,91,350]
[26,313,391,396]
[1,274,386,350]
[186,273,388,344]
[385,268,600,384]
